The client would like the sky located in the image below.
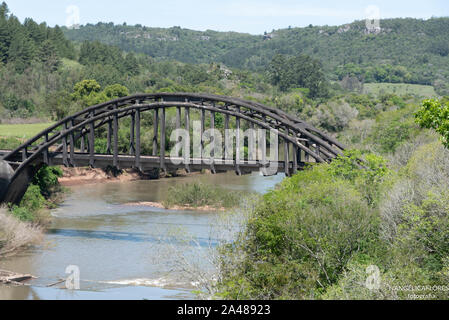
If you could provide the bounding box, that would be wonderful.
[6,0,449,35]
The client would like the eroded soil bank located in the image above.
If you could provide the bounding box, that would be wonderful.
[58,167,201,187]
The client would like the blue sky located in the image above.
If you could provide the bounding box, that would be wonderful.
[6,0,449,34]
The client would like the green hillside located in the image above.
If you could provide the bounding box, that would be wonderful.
[63,18,449,94]
[363,83,437,97]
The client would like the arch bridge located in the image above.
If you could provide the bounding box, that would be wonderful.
[0,93,345,205]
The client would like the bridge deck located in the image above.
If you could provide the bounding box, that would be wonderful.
[1,150,303,174]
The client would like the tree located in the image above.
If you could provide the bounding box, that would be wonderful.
[124,53,139,76]
[0,2,9,20]
[72,79,101,100]
[8,30,35,72]
[103,84,129,99]
[40,39,60,72]
[268,54,329,98]
[0,13,10,63]
[24,18,46,44]
[430,41,449,57]
[415,99,449,148]
[48,25,75,59]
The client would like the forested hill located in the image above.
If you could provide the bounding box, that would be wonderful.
[0,3,74,72]
[63,18,449,85]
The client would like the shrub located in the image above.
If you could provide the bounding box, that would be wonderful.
[216,160,384,299]
[311,101,359,132]
[370,105,420,153]
[32,165,63,198]
[163,183,241,209]
[0,207,43,256]
[10,185,47,222]
[415,99,449,148]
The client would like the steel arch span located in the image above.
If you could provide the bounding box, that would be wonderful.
[0,93,345,205]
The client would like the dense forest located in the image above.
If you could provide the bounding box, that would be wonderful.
[63,18,449,94]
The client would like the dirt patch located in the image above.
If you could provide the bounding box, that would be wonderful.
[58,167,204,187]
[58,167,142,186]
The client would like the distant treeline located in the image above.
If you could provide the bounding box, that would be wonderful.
[63,17,449,94]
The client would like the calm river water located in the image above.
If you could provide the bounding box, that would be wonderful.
[0,172,284,300]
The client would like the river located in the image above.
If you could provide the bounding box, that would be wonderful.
[0,172,284,300]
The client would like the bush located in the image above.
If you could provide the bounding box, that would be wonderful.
[32,165,63,198]
[415,99,449,148]
[310,101,359,132]
[216,155,387,300]
[163,183,241,209]
[370,105,420,153]
[375,141,449,299]
[10,185,46,222]
[9,165,63,223]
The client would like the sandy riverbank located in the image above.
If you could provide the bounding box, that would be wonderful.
[58,167,142,187]
[57,167,204,187]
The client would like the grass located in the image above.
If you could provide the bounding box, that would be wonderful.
[0,136,23,149]
[0,123,54,140]
[363,83,437,97]
[163,182,242,209]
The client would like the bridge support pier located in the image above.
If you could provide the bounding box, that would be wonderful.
[0,160,14,204]
[0,161,42,206]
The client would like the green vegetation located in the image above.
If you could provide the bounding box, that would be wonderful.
[363,83,437,97]
[215,143,449,300]
[0,122,54,139]
[163,183,241,209]
[0,136,23,149]
[10,165,63,224]
[215,152,388,299]
[268,54,328,98]
[415,99,449,148]
[63,17,449,95]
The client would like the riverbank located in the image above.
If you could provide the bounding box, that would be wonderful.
[0,208,44,257]
[58,167,142,187]
[58,167,203,187]
[123,201,226,212]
